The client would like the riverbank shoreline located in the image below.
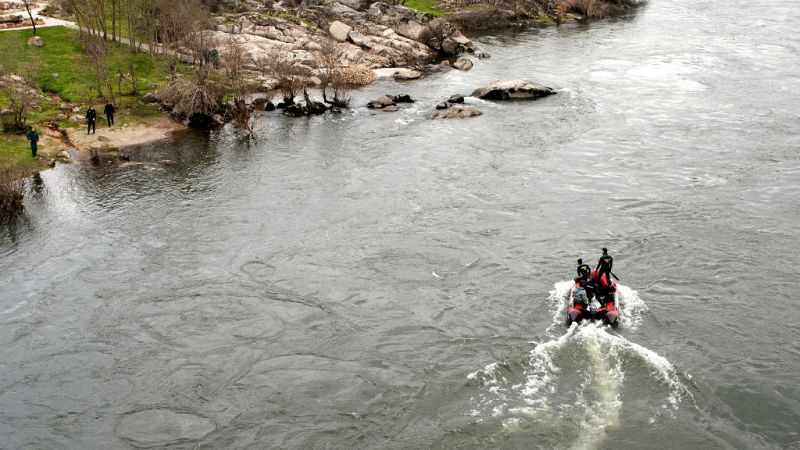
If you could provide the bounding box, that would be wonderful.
[1,0,645,180]
[65,115,187,154]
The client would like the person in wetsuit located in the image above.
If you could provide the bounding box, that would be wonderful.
[595,248,613,286]
[574,258,595,303]
[576,258,591,278]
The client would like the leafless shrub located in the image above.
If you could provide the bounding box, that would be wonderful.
[556,0,620,18]
[223,39,253,132]
[0,75,36,132]
[265,50,306,105]
[317,40,355,108]
[0,163,26,222]
[157,68,221,123]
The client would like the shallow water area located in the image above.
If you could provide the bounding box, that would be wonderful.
[2,0,800,448]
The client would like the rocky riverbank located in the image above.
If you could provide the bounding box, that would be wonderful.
[186,1,477,91]
[188,0,645,88]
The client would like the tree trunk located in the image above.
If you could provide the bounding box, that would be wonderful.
[111,0,117,42]
[22,0,36,35]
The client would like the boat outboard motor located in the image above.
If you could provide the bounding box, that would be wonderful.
[606,310,618,327]
[589,299,601,317]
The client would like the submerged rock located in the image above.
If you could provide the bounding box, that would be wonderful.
[306,101,327,115]
[373,67,421,80]
[117,409,215,447]
[393,94,415,103]
[452,57,473,71]
[429,106,482,119]
[367,95,395,109]
[472,80,555,100]
[283,104,306,117]
[448,94,465,104]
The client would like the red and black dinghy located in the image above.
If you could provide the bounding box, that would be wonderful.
[567,269,620,327]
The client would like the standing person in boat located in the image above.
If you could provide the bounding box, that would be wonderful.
[595,247,613,285]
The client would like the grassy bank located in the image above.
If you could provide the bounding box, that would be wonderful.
[0,26,177,178]
[0,134,42,174]
[404,0,447,16]
[0,26,172,102]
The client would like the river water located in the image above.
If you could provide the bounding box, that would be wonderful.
[2,0,799,448]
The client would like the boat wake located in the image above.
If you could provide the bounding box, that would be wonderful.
[467,281,691,449]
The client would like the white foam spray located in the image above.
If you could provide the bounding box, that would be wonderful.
[468,281,691,449]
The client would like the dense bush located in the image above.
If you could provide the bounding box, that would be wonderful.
[0,162,26,222]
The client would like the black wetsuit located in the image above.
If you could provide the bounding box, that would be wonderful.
[596,252,613,285]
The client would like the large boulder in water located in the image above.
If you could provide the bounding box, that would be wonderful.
[472,80,555,100]
[452,57,473,71]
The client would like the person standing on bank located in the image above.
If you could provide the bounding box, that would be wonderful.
[26,126,39,157]
[86,105,97,134]
[104,102,115,127]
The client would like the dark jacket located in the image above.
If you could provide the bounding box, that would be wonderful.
[86,108,97,121]
[26,129,39,143]
[104,103,115,116]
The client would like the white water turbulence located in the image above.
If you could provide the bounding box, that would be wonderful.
[468,282,691,450]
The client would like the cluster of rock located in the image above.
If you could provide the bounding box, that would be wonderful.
[0,1,44,29]
[282,100,328,117]
[428,94,478,119]
[366,93,415,112]
[427,80,557,119]
[198,1,477,88]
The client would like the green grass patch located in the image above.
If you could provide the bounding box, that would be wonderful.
[0,133,43,175]
[0,26,173,103]
[403,0,447,17]
[1,26,178,173]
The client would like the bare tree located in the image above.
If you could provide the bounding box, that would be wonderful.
[0,54,39,131]
[65,0,108,39]
[22,0,37,34]
[0,162,27,222]
[264,50,305,105]
[0,75,36,131]
[82,34,113,101]
[223,38,253,132]
[317,40,352,108]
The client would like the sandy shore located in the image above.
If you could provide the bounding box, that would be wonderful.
[66,115,186,152]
